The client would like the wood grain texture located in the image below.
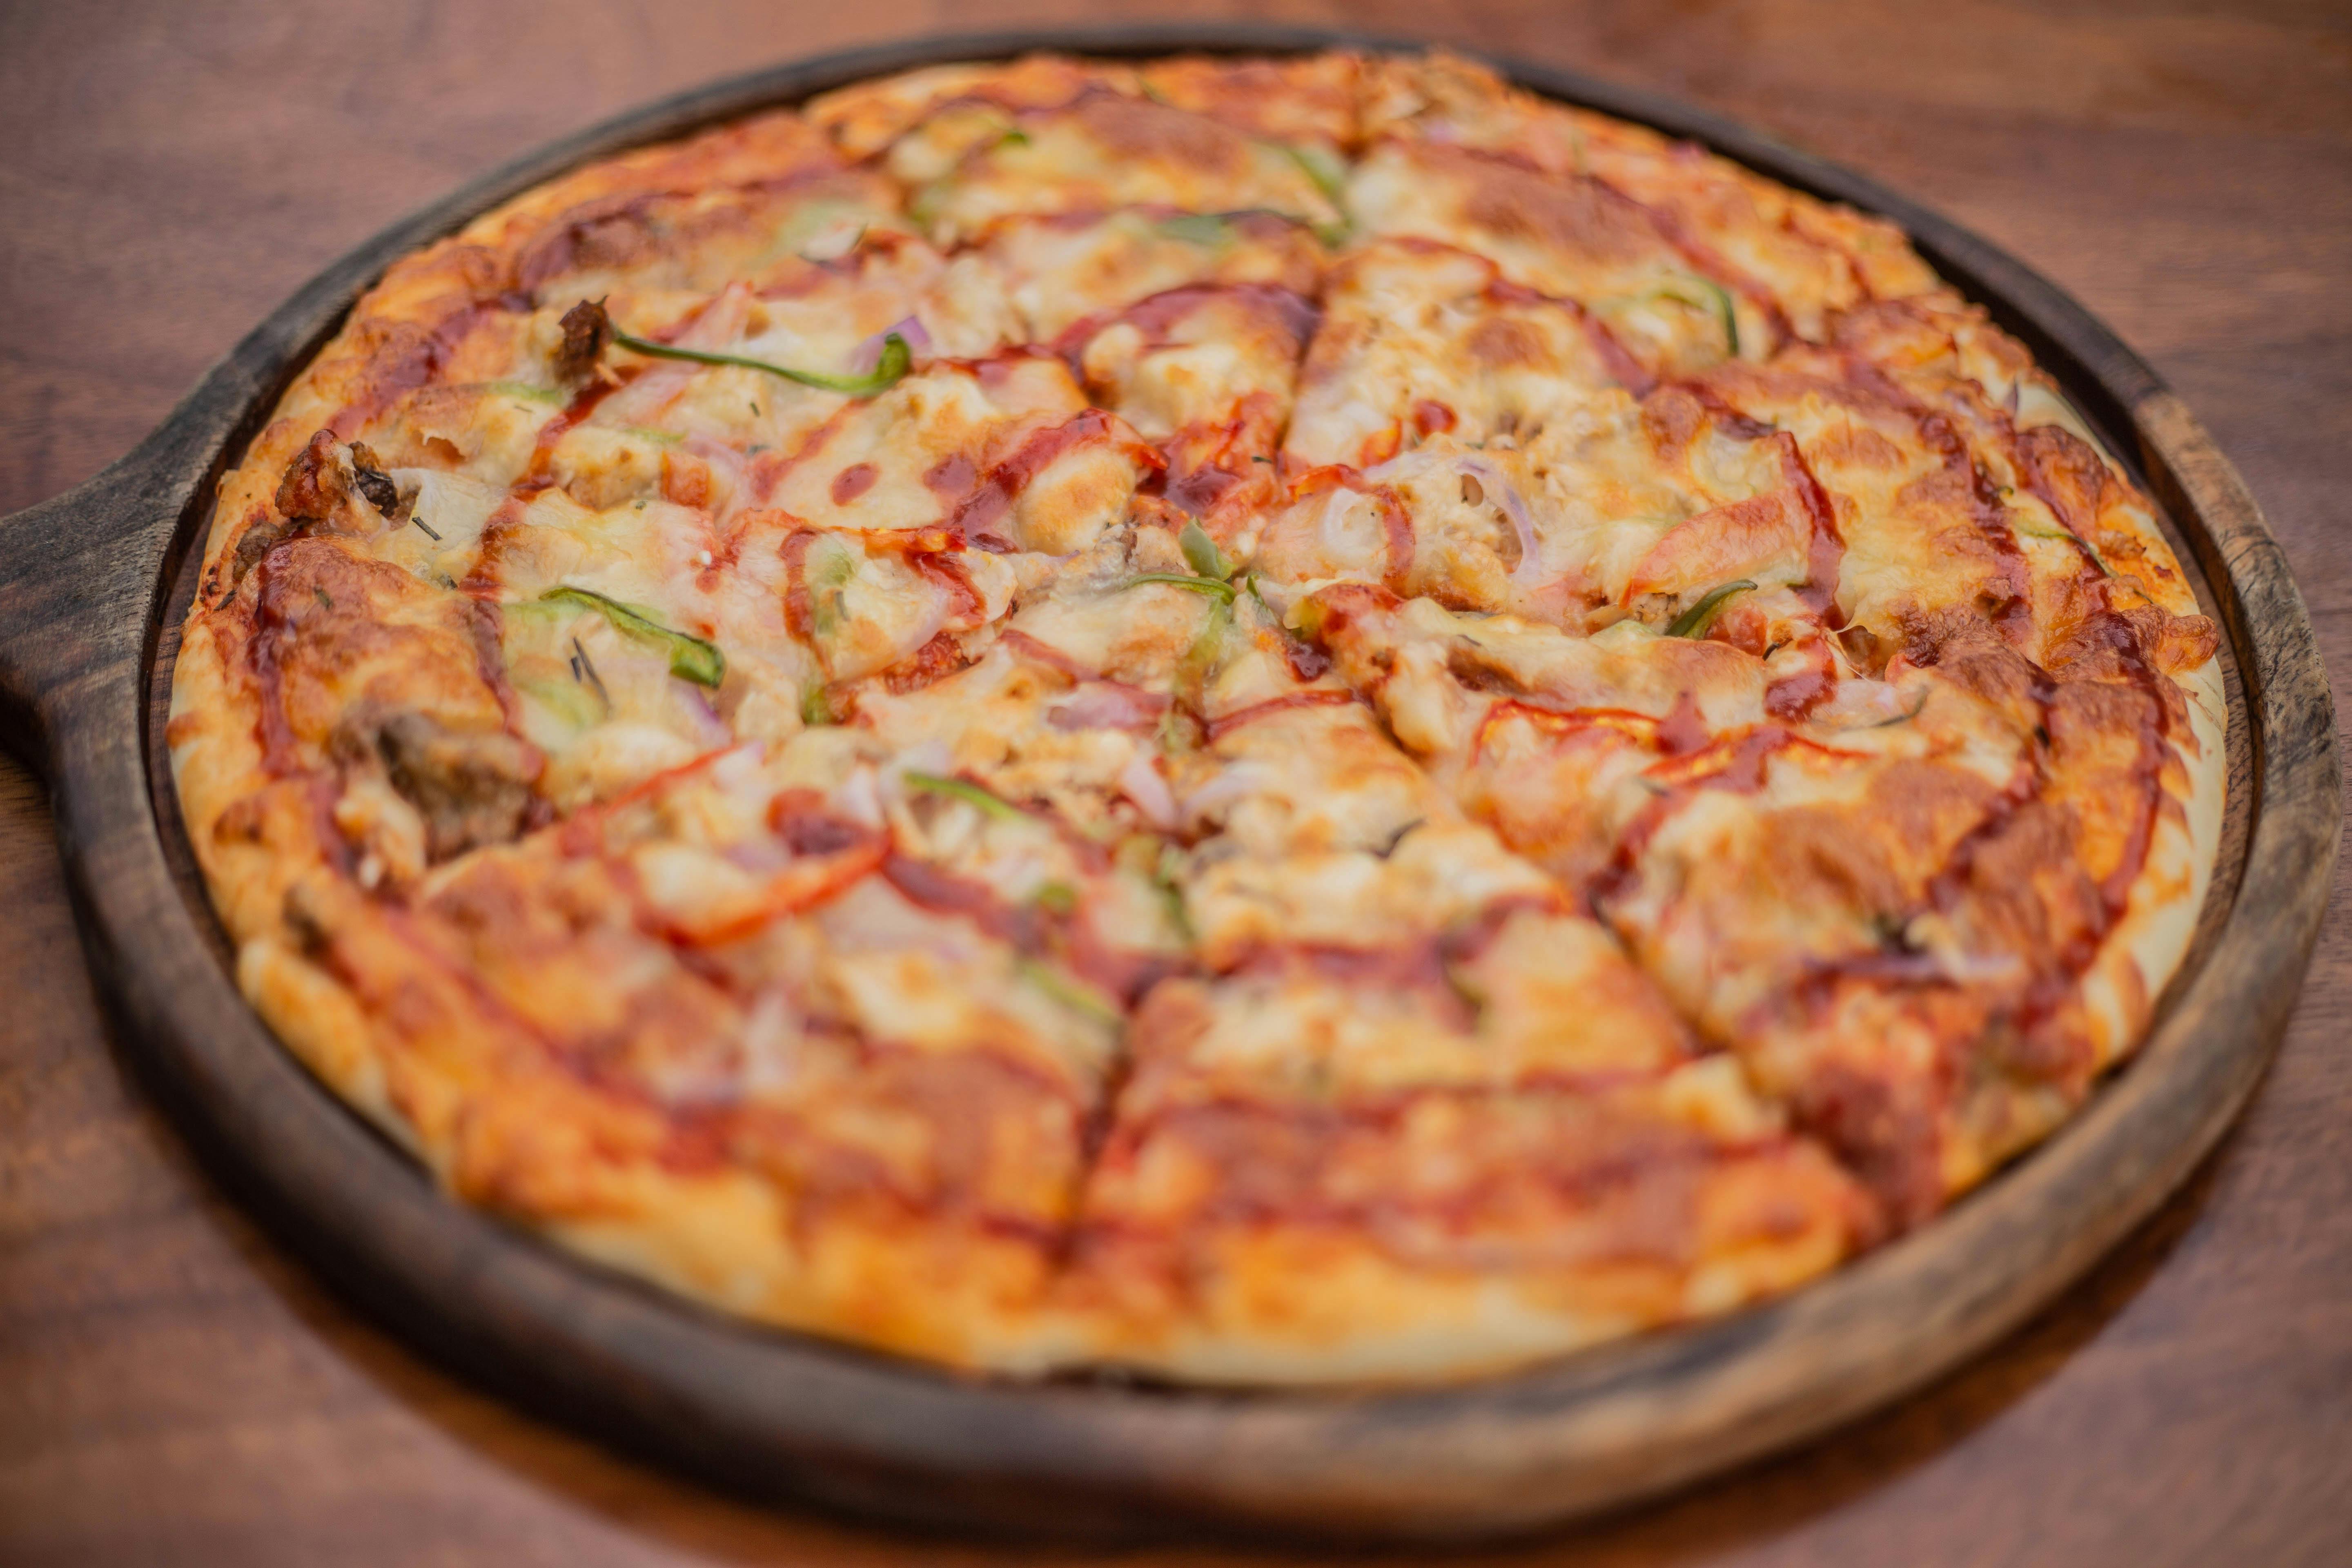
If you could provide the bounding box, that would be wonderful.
[2,1,2348,1562]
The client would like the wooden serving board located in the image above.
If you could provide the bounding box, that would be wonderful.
[0,23,2334,1543]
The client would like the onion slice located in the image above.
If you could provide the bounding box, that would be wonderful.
[1458,456,1544,587]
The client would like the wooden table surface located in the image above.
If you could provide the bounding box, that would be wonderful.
[4,2,2349,1562]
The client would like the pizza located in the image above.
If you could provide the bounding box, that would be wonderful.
[168,49,2225,1384]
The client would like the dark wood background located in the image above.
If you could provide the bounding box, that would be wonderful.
[3,2,2347,1562]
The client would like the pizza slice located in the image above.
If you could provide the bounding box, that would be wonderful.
[1056,591,1871,1379]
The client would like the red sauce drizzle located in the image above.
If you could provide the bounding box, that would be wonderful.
[1923,411,2035,641]
[878,631,973,695]
[922,452,975,498]
[1579,314,1659,394]
[1467,701,1662,766]
[1372,487,1417,590]
[326,295,530,438]
[512,374,626,496]
[882,854,1041,951]
[554,744,744,858]
[769,793,885,855]
[1900,603,2175,1041]
[777,529,823,644]
[999,628,1098,682]
[246,552,303,776]
[1921,759,2044,920]
[939,409,1157,552]
[463,596,537,751]
[1159,396,1281,518]
[1653,690,1711,756]
[2060,606,2177,921]
[1049,282,1319,374]
[906,550,983,624]
[1085,1081,1766,1245]
[1203,688,1359,742]
[1231,940,1467,1024]
[1485,274,1655,394]
[2011,438,2114,581]
[1588,727,1797,906]
[1771,432,1847,619]
[1764,664,1835,720]
[1591,173,1797,353]
[1164,457,1246,518]
[1062,918,1185,1009]
[739,405,850,509]
[1047,680,1171,734]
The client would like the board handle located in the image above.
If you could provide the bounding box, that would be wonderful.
[0,426,209,774]
[0,307,310,777]
[0,220,401,778]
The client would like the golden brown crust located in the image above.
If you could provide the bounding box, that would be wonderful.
[169,48,2223,1383]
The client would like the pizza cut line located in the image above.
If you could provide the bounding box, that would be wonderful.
[168,49,2225,1384]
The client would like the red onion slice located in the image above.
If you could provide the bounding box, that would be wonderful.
[1048,680,1172,734]
[1117,752,1179,830]
[853,314,933,373]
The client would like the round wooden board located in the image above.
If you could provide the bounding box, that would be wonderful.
[0,23,2334,1544]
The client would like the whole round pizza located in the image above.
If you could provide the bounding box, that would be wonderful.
[169,50,2225,1384]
